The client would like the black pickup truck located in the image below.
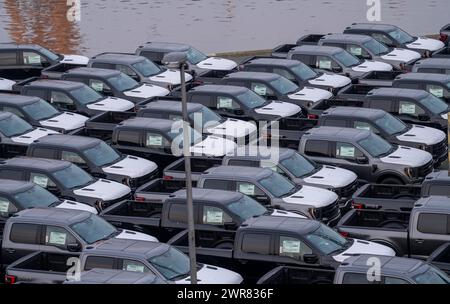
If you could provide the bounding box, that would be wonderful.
[272,34,325,58]
[41,62,87,80]
[336,196,450,258]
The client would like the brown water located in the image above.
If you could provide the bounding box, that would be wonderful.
[0,0,449,56]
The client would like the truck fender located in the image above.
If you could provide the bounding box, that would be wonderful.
[375,171,407,184]
[368,239,401,256]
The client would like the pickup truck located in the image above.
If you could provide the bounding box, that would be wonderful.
[428,243,450,275]
[440,24,450,46]
[392,73,450,104]
[336,196,450,258]
[432,47,450,58]
[101,188,303,242]
[168,215,395,282]
[272,34,326,58]
[257,255,450,284]
[41,62,88,80]
[412,58,450,75]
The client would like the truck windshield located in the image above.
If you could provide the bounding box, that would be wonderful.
[305,224,349,255]
[23,99,60,121]
[280,152,319,178]
[39,47,61,61]
[237,90,268,109]
[14,184,60,209]
[108,73,139,91]
[259,172,297,198]
[53,164,94,189]
[228,195,267,221]
[375,113,408,135]
[358,134,394,158]
[334,50,361,67]
[420,94,449,115]
[389,29,415,44]
[270,77,299,95]
[82,142,122,167]
[413,266,450,284]
[70,214,117,244]
[133,59,163,77]
[363,39,390,56]
[186,47,208,65]
[291,63,318,81]
[189,106,225,129]
[70,86,103,105]
[148,247,190,281]
[0,115,33,137]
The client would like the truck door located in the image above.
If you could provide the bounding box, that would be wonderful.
[20,51,51,79]
[197,205,236,248]
[1,223,43,266]
[332,142,372,181]
[410,212,450,258]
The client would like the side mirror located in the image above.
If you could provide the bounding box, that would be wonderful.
[103,88,113,96]
[224,222,237,231]
[234,109,244,116]
[303,254,319,264]
[332,66,343,73]
[67,243,81,252]
[356,156,369,164]
[418,114,430,121]
[256,196,271,205]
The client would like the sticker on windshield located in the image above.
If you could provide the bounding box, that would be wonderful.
[147,135,163,147]
[91,81,104,92]
[125,263,145,273]
[0,200,10,213]
[355,124,371,131]
[253,84,267,96]
[27,54,42,65]
[349,46,362,56]
[318,59,332,70]
[428,87,444,98]
[339,146,355,158]
[32,175,48,188]
[48,232,67,245]
[261,160,278,172]
[239,183,255,196]
[218,97,233,109]
[205,210,224,224]
[400,103,416,115]
[280,240,301,254]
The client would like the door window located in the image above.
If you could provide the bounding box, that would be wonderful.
[89,80,110,93]
[0,52,17,65]
[354,121,379,134]
[44,226,76,248]
[202,206,232,225]
[251,83,273,97]
[347,44,370,58]
[241,233,271,255]
[30,173,57,189]
[146,132,167,149]
[202,179,232,191]
[117,65,138,78]
[426,85,448,98]
[372,33,394,46]
[236,182,264,197]
[399,101,425,117]
[316,56,333,70]
[304,140,330,157]
[62,151,86,165]
[10,223,40,244]
[217,96,240,110]
[84,256,116,271]
[0,197,17,215]
[51,91,74,105]
[417,213,450,235]
[278,236,313,260]
[117,130,141,147]
[122,260,149,273]
[23,52,47,66]
[336,142,363,160]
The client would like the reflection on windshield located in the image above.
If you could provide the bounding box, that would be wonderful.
[23,99,60,121]
[71,214,117,244]
[133,59,162,77]
[358,134,393,158]
[189,106,224,129]
[334,51,361,67]
[83,142,121,167]
[14,185,59,208]
[306,224,348,255]
[291,63,318,81]
[281,152,318,178]
[186,47,208,65]
[389,29,415,44]
[53,164,94,189]
[270,77,299,95]
[363,39,390,56]
[228,195,267,220]
[0,115,33,137]
[259,172,296,198]
[149,247,190,280]
[375,113,408,135]
[237,90,267,109]
[420,94,449,115]
[108,73,139,91]
[70,86,103,105]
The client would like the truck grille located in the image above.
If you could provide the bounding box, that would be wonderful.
[335,180,359,198]
[417,160,434,177]
[316,200,341,225]
[430,139,448,159]
[130,170,159,189]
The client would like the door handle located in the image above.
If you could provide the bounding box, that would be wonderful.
[415,239,425,244]
[5,248,16,254]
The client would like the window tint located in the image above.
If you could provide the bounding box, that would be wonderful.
[168,204,187,223]
[30,173,57,190]
[188,94,214,108]
[216,96,240,110]
[0,197,17,216]
[241,233,271,255]
[342,273,373,284]
[369,99,393,112]
[322,118,348,128]
[91,62,115,69]
[251,83,274,97]
[399,101,425,117]
[417,213,449,235]
[0,170,24,180]
[278,236,312,261]
[397,83,420,90]
[84,256,116,271]
[237,182,265,197]
[227,159,259,167]
[10,223,40,244]
[51,91,74,105]
[89,80,111,93]
[336,142,364,159]
[202,179,232,191]
[62,151,86,164]
[139,51,162,63]
[117,130,141,146]
[202,206,232,225]
[3,106,24,118]
[304,140,330,157]
[31,148,57,159]
[44,226,76,248]
[0,52,17,65]
[428,185,450,196]
[122,260,149,273]
[23,52,47,66]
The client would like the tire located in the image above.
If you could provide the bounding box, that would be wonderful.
[380,177,404,185]
[215,242,234,250]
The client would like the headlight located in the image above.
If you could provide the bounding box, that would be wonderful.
[122,177,131,187]
[404,167,413,178]
[309,208,318,219]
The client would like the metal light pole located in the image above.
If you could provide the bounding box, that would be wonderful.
[162,52,197,284]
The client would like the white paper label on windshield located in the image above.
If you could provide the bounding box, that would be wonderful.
[239,183,255,196]
[318,59,332,70]
[91,81,104,92]
[339,146,355,157]
[428,87,444,98]
[49,232,67,245]
[27,54,42,64]
[281,240,301,254]
[355,124,371,131]
[253,84,267,96]
[400,103,416,114]
[349,46,362,56]
[32,175,48,188]
[125,264,145,273]
[218,97,233,109]
[206,210,224,224]
[0,200,10,213]
[147,135,163,146]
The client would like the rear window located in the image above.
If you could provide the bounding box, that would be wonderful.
[117,130,141,146]
[427,185,450,196]
[0,52,17,65]
[417,213,450,235]
[241,233,271,255]
[168,204,188,223]
[84,256,116,271]
[10,223,40,244]
[304,140,330,157]
[31,148,58,159]
[0,169,24,181]
[202,179,232,191]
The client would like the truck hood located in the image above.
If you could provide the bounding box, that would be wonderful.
[254,101,302,118]
[123,83,170,99]
[176,264,243,284]
[61,54,89,65]
[87,97,135,112]
[287,87,333,103]
[196,57,238,71]
[381,48,421,63]
[115,229,158,242]
[40,112,88,131]
[73,179,131,201]
[0,78,15,91]
[56,200,98,214]
[206,119,257,139]
[270,209,307,219]
[149,69,193,85]
[396,125,446,146]
[308,73,351,89]
[190,136,238,157]
[303,166,357,189]
[102,155,158,179]
[11,128,59,144]
[380,146,433,167]
[332,239,396,262]
[352,60,393,72]
[406,37,445,52]
[282,186,338,208]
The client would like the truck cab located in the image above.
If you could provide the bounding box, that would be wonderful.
[88,52,193,88]
[422,171,450,197]
[318,107,448,167]
[392,73,450,104]
[299,127,434,185]
[20,79,134,116]
[412,58,450,74]
[27,134,158,189]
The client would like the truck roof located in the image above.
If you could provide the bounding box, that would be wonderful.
[394,73,450,83]
[0,179,34,195]
[414,196,450,211]
[137,42,191,53]
[0,157,71,172]
[140,100,202,114]
[118,117,177,133]
[69,269,161,284]
[414,58,450,69]
[242,216,320,235]
[322,106,386,120]
[90,53,147,65]
[85,238,169,260]
[31,134,101,150]
[189,85,248,96]
[14,207,91,225]
[25,79,85,90]
[0,43,50,51]
[223,72,281,82]
[368,87,429,99]
[341,254,428,277]
[289,45,343,56]
[345,23,398,32]
[245,58,300,68]
[302,126,371,142]
[65,67,121,78]
[0,93,42,106]
[169,188,244,205]
[320,33,373,44]
[203,165,273,181]
[224,147,295,162]
[424,170,450,182]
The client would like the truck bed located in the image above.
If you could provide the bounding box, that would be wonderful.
[163,157,222,181]
[257,266,335,284]
[41,62,86,80]
[357,71,403,86]
[336,84,378,100]
[308,98,364,116]
[432,47,450,58]
[338,209,411,229]
[84,111,135,140]
[428,243,450,275]
[295,34,324,46]
[272,44,297,58]
[134,178,186,203]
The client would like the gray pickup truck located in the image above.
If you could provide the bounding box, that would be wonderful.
[336,196,450,258]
